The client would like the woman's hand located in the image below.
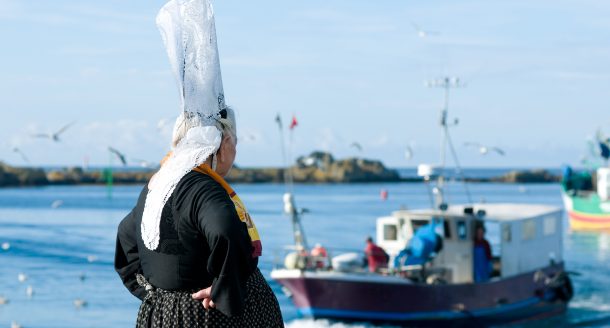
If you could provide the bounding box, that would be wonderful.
[192,286,215,309]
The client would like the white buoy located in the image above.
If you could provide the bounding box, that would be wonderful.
[1,242,10,250]
[73,298,88,308]
[86,255,97,263]
[0,296,9,305]
[11,321,22,328]
[17,273,28,283]
[26,285,34,298]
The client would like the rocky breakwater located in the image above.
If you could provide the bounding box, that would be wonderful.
[492,169,560,183]
[46,167,153,185]
[464,169,560,183]
[0,162,47,186]
[0,163,155,187]
[225,151,402,183]
[0,156,562,187]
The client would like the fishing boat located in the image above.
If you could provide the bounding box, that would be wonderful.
[271,77,573,326]
[560,133,610,231]
[561,166,610,230]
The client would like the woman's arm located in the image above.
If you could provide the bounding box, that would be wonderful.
[195,185,254,317]
[114,210,146,300]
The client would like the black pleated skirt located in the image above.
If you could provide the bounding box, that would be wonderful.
[136,269,284,328]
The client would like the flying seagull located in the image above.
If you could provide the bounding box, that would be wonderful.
[405,145,414,160]
[350,142,363,152]
[31,121,75,142]
[464,142,505,156]
[12,147,29,163]
[410,22,440,38]
[108,147,128,166]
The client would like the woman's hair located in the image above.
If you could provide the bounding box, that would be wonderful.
[171,107,236,148]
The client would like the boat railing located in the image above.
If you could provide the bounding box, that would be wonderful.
[273,245,367,272]
[272,245,455,285]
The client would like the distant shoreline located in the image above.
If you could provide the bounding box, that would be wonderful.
[0,165,561,188]
[0,151,564,187]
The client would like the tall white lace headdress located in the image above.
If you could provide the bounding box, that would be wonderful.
[141,0,227,250]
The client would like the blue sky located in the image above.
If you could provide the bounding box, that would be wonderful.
[1,0,609,168]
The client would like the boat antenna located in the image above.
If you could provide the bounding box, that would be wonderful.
[425,77,472,207]
[275,113,294,191]
[275,114,308,251]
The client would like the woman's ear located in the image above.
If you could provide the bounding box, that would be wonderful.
[218,134,232,162]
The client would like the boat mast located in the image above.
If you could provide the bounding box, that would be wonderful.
[275,114,309,251]
[426,77,471,209]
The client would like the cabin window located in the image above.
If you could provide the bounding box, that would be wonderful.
[411,219,429,233]
[502,224,511,242]
[457,221,467,240]
[543,216,556,236]
[443,219,452,238]
[522,219,536,240]
[383,224,398,241]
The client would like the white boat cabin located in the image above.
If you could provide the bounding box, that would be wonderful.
[598,167,610,201]
[376,203,563,284]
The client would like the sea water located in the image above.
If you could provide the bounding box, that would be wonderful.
[0,182,608,327]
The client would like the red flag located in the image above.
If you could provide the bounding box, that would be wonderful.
[289,115,298,130]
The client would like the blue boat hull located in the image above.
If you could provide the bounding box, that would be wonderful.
[274,263,570,327]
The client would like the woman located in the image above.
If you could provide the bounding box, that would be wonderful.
[115,108,283,327]
[115,0,283,326]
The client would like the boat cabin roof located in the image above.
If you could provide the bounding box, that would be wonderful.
[393,203,561,222]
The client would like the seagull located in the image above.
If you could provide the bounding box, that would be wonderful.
[0,296,9,305]
[51,200,64,209]
[464,142,505,156]
[11,321,21,328]
[1,242,10,251]
[350,142,363,152]
[12,147,29,163]
[87,255,98,263]
[31,121,76,142]
[405,145,414,161]
[26,285,34,298]
[410,22,440,38]
[73,298,88,308]
[108,147,128,166]
[18,273,28,283]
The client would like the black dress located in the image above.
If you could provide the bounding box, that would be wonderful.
[114,171,283,327]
